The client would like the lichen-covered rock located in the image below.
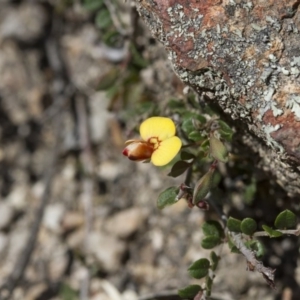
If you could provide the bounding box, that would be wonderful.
[135,0,300,196]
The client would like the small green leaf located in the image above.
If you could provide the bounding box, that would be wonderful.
[209,133,228,163]
[188,131,204,142]
[132,102,156,116]
[218,120,233,141]
[181,151,196,161]
[83,0,104,11]
[103,30,121,47]
[205,276,213,296]
[210,251,220,271]
[274,209,297,229]
[186,93,199,108]
[252,240,265,258]
[95,9,112,29]
[262,225,283,238]
[168,161,191,177]
[241,218,257,236]
[129,43,149,68]
[202,221,224,238]
[227,217,242,232]
[59,282,79,300]
[181,119,195,135]
[244,179,257,205]
[168,99,185,110]
[218,120,232,133]
[168,98,185,109]
[192,168,214,204]
[201,236,221,249]
[182,112,206,124]
[211,171,221,188]
[188,258,210,279]
[157,187,178,209]
[98,68,119,90]
[200,139,210,149]
[181,113,206,136]
[178,285,202,299]
[227,236,240,253]
[245,240,265,258]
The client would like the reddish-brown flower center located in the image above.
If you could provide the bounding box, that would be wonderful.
[148,137,160,150]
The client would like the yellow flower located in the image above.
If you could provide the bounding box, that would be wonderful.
[122,117,182,166]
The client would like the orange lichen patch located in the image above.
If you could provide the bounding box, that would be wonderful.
[274,84,300,107]
[252,0,296,21]
[207,41,215,53]
[242,45,258,60]
[263,110,300,162]
[172,38,194,53]
[269,38,284,55]
[182,57,210,72]
[256,38,285,66]
[202,5,226,28]
[271,123,300,161]
[263,108,293,126]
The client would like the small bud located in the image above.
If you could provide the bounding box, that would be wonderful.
[192,168,214,205]
[196,200,209,210]
[209,132,228,163]
[122,141,154,161]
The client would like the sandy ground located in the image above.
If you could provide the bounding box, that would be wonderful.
[0,1,299,300]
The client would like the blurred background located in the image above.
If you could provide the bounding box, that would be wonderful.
[0,1,299,299]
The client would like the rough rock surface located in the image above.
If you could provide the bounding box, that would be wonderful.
[135,0,300,196]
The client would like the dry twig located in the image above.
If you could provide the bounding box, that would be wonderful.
[229,232,276,289]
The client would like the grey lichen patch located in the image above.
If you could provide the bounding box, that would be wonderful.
[291,56,300,66]
[280,67,290,76]
[290,67,300,77]
[271,103,284,117]
[286,95,300,121]
[165,4,202,45]
[175,64,253,122]
[266,15,281,32]
[260,68,274,83]
[167,50,177,64]
[264,87,275,102]
[263,124,284,153]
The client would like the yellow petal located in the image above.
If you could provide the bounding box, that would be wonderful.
[151,136,182,166]
[140,117,176,142]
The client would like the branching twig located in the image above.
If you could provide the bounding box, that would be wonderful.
[253,228,300,237]
[229,232,276,289]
